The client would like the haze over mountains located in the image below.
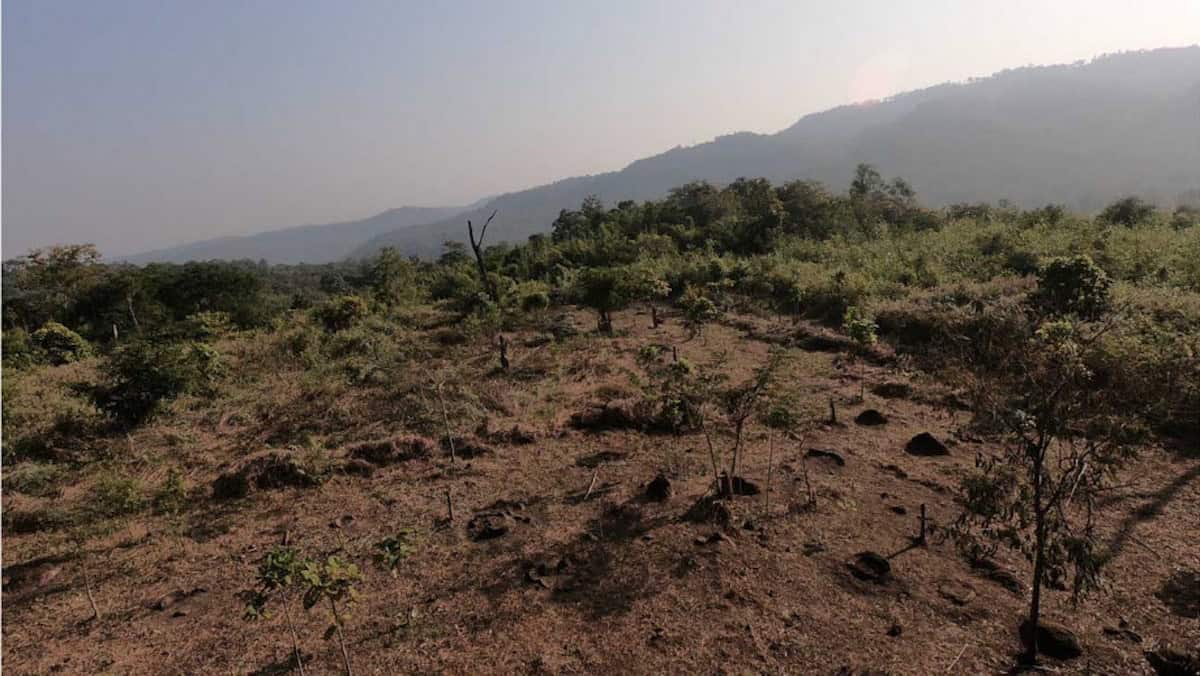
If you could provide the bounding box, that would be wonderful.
[129,47,1200,264]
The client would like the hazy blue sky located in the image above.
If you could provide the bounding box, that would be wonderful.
[4,0,1199,257]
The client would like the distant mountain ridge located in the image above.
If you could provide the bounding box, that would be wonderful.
[350,46,1200,260]
[121,205,466,264]
[126,47,1200,264]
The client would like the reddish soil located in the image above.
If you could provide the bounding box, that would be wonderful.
[3,309,1198,674]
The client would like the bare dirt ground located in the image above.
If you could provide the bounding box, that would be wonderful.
[3,308,1198,675]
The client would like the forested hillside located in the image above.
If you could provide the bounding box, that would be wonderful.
[350,47,1200,259]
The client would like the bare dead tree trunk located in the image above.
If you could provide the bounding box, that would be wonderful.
[650,305,660,328]
[126,293,141,333]
[497,334,509,371]
[81,556,101,621]
[466,210,501,306]
[445,488,454,522]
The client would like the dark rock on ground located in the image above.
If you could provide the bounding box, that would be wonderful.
[1020,619,1082,660]
[889,505,907,515]
[805,449,846,467]
[905,432,949,456]
[872,382,912,399]
[341,458,375,477]
[1102,619,1142,643]
[645,475,672,502]
[881,463,909,479]
[937,580,976,606]
[575,450,627,468]
[718,474,760,496]
[348,435,434,465]
[440,436,495,459]
[1145,646,1200,676]
[683,495,733,527]
[151,588,207,611]
[887,623,902,637]
[467,513,510,541]
[212,452,322,500]
[847,551,891,583]
[855,409,888,426]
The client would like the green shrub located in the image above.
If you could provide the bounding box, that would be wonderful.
[2,329,39,369]
[313,295,369,332]
[85,471,147,519]
[31,321,90,365]
[1100,196,1156,227]
[91,340,225,427]
[1033,255,1112,319]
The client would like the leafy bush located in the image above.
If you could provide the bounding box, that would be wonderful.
[31,321,91,365]
[1100,196,1155,227]
[1032,255,1112,319]
[313,295,369,332]
[85,471,147,519]
[91,340,225,427]
[2,329,39,369]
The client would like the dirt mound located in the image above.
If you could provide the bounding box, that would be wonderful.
[477,423,537,445]
[806,448,846,467]
[847,551,891,583]
[347,435,434,465]
[854,409,888,426]
[905,432,949,456]
[212,452,322,500]
[1020,619,1082,660]
[1144,645,1199,676]
[441,436,495,459]
[683,495,733,527]
[645,475,672,502]
[570,398,654,431]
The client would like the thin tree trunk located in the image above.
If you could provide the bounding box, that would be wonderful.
[81,557,101,621]
[703,427,722,497]
[284,603,307,676]
[765,431,775,518]
[329,598,353,676]
[1026,447,1046,661]
[127,294,141,333]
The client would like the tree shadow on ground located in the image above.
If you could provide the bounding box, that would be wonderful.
[1101,462,1200,562]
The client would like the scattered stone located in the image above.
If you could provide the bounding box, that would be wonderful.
[348,435,434,465]
[968,558,1023,595]
[329,514,354,530]
[440,436,494,459]
[905,433,949,457]
[575,450,627,469]
[847,551,891,583]
[1020,619,1082,660]
[212,452,322,500]
[694,532,735,549]
[887,623,902,637]
[151,588,207,611]
[683,495,733,527]
[855,409,888,426]
[890,505,907,515]
[872,382,912,399]
[805,449,846,467]
[938,580,976,606]
[1144,646,1200,676]
[466,513,510,542]
[881,464,909,479]
[645,475,672,502]
[524,556,569,589]
[802,541,826,556]
[341,458,375,477]
[1157,569,1200,619]
[569,398,653,431]
[1101,619,1142,644]
[718,474,760,496]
